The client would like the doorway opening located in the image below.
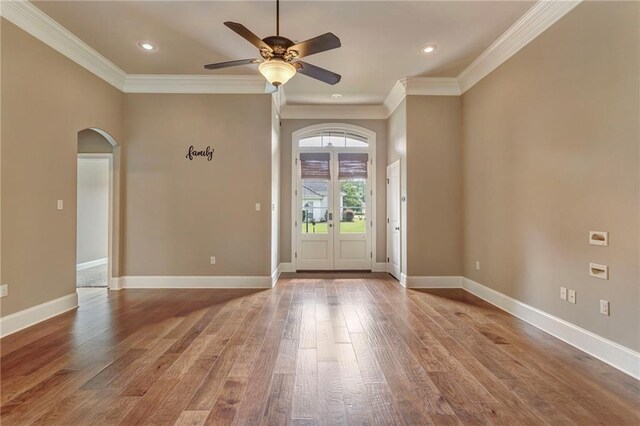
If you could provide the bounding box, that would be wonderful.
[292,124,376,271]
[76,129,115,289]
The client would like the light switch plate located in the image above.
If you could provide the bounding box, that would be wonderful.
[57,200,64,210]
[0,285,7,298]
[568,289,576,304]
[475,261,480,271]
[255,203,261,211]
[560,287,567,301]
[210,256,216,265]
[599,299,610,316]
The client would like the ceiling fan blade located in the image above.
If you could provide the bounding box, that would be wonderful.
[294,61,341,85]
[224,22,272,52]
[288,33,341,58]
[204,59,260,70]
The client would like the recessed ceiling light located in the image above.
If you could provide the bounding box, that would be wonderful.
[422,45,437,54]
[138,42,156,51]
[331,93,342,99]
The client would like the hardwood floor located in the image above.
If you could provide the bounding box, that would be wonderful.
[1,274,638,425]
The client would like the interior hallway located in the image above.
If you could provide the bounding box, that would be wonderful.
[1,275,638,425]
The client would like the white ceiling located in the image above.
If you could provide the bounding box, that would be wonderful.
[33,1,534,104]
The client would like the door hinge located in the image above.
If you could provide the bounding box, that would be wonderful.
[295,252,297,258]
[387,218,390,224]
[387,257,390,262]
[295,189,297,196]
[370,220,373,227]
[295,158,298,165]
[370,252,373,258]
[386,178,389,184]
[295,220,297,227]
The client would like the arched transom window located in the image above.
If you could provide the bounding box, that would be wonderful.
[299,130,369,148]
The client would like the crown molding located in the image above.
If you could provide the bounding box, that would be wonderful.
[281,104,388,120]
[458,0,582,93]
[124,74,267,94]
[383,77,461,116]
[405,77,461,96]
[0,0,127,90]
[383,80,408,118]
[2,0,582,112]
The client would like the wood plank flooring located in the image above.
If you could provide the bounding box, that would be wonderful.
[1,274,638,425]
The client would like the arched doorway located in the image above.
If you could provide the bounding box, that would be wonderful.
[291,123,377,271]
[76,128,119,290]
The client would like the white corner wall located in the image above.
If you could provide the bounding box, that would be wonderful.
[76,157,109,267]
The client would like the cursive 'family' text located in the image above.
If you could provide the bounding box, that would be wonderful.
[186,145,214,161]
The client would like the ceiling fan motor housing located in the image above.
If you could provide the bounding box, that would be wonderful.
[262,36,297,60]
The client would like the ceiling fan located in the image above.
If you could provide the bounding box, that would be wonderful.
[204,0,341,89]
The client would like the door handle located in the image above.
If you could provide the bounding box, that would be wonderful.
[395,227,400,231]
[328,212,333,221]
[329,224,333,228]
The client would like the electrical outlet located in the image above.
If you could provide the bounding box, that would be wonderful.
[599,299,610,316]
[0,284,7,298]
[568,289,576,304]
[255,203,261,211]
[589,231,608,246]
[475,261,480,271]
[589,263,609,280]
[560,287,567,301]
[210,256,216,265]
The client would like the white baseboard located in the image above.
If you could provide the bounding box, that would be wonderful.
[400,273,408,287]
[278,263,294,273]
[461,277,640,380]
[373,262,388,272]
[272,262,295,285]
[116,276,272,289]
[0,292,78,338]
[110,277,122,290]
[406,275,463,288]
[76,258,107,271]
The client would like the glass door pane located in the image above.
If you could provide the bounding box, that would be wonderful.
[339,179,366,234]
[301,179,330,234]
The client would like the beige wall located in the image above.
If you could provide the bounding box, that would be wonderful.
[387,100,407,274]
[1,19,123,316]
[122,94,273,277]
[279,119,387,264]
[406,96,463,276]
[462,1,640,351]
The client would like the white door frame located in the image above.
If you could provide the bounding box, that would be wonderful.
[77,153,114,290]
[386,160,401,280]
[291,123,377,271]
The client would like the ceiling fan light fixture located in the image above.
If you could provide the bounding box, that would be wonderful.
[259,58,296,86]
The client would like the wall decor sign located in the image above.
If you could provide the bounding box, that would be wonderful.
[186,145,214,161]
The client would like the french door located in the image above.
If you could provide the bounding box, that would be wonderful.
[295,150,371,270]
